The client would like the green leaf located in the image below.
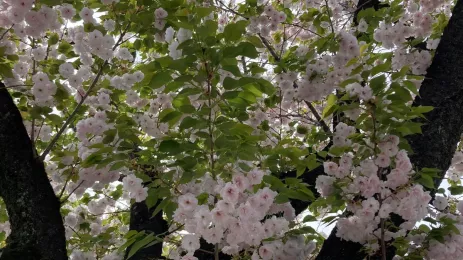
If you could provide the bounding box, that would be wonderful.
[403,80,419,95]
[152,198,170,217]
[449,186,463,195]
[396,122,422,136]
[369,75,386,94]
[156,56,173,68]
[412,106,434,114]
[223,20,248,42]
[150,72,173,89]
[237,42,259,58]
[41,0,62,6]
[180,116,201,130]
[110,161,126,171]
[160,110,182,124]
[417,174,434,189]
[48,33,59,45]
[127,233,157,259]
[263,175,285,190]
[0,64,13,78]
[159,140,182,155]
[370,61,391,76]
[196,7,215,18]
[222,65,241,76]
[281,188,313,201]
[57,41,72,54]
[322,94,337,119]
[197,193,209,205]
[321,215,337,224]
[247,35,265,48]
[197,20,218,39]
[418,224,431,233]
[303,215,317,222]
[391,66,409,80]
[223,77,239,90]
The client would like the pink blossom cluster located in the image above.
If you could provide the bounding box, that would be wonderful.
[76,111,111,144]
[162,27,191,59]
[0,1,60,38]
[392,48,433,75]
[345,82,373,102]
[298,32,360,103]
[122,174,148,202]
[316,134,433,252]
[163,168,316,259]
[154,8,168,30]
[23,120,53,142]
[248,5,287,36]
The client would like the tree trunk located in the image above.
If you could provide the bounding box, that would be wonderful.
[0,84,67,259]
[125,201,168,259]
[317,1,463,259]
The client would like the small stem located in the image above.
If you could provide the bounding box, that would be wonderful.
[58,167,75,199]
[214,244,219,260]
[304,100,331,134]
[60,180,85,204]
[324,0,335,34]
[380,218,386,260]
[0,24,13,41]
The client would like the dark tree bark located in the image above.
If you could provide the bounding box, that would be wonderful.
[317,1,463,259]
[125,201,168,260]
[0,84,67,259]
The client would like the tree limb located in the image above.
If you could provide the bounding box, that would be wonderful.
[0,83,67,260]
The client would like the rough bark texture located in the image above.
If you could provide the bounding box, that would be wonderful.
[316,1,463,259]
[125,201,168,260]
[0,85,67,260]
[407,0,463,194]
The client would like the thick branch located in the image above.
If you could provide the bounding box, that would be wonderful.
[0,84,67,260]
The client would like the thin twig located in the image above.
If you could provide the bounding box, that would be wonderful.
[90,210,130,216]
[283,22,323,37]
[60,180,85,204]
[34,119,45,143]
[67,225,82,239]
[0,24,13,41]
[215,0,248,19]
[258,33,281,62]
[58,167,75,199]
[324,0,335,34]
[304,100,331,134]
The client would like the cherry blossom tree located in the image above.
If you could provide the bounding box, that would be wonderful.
[1,0,463,260]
